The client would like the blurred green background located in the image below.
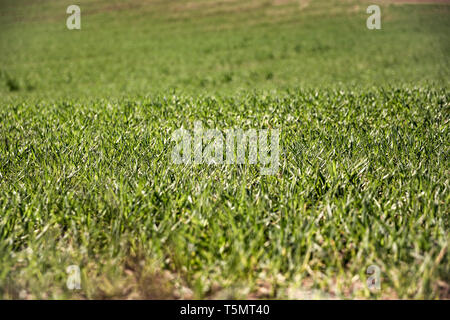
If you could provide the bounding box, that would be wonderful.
[0,0,449,98]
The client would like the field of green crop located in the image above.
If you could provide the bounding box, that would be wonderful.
[0,0,449,299]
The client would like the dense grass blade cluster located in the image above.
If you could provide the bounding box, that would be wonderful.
[0,88,448,298]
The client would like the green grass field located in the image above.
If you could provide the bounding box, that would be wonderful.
[0,0,449,299]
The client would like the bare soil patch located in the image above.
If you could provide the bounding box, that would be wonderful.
[389,0,450,3]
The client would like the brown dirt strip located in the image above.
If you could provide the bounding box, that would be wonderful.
[389,0,450,3]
